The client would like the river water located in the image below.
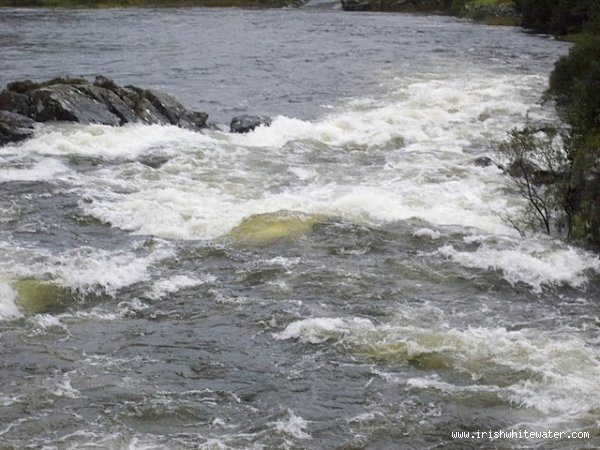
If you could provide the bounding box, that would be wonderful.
[1,6,599,450]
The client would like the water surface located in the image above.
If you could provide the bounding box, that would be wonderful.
[1,7,598,450]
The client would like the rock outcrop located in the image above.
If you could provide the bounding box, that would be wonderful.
[230,114,272,133]
[0,76,209,145]
[0,110,36,146]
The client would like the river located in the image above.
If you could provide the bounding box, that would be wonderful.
[0,6,599,450]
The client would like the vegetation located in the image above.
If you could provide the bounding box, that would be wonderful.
[545,34,600,245]
[495,0,600,246]
[369,0,519,26]
[451,0,519,26]
[514,0,600,35]
[0,0,292,7]
[499,125,570,237]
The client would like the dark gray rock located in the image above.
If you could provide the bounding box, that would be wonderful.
[138,154,171,169]
[471,156,494,167]
[341,0,370,10]
[30,84,121,125]
[145,89,188,125]
[0,90,32,117]
[0,76,210,146]
[0,110,35,146]
[133,97,171,125]
[179,111,209,130]
[77,84,137,125]
[230,115,272,134]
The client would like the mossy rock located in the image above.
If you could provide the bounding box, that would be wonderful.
[13,278,76,314]
[229,210,328,247]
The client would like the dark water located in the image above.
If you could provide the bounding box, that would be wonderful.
[1,7,599,450]
[0,7,565,122]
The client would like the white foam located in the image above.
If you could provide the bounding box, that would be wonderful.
[146,274,216,300]
[269,409,311,440]
[30,314,64,331]
[273,317,374,344]
[53,248,172,295]
[0,158,69,182]
[438,240,600,292]
[18,123,214,160]
[0,282,22,320]
[277,316,600,420]
[50,375,80,399]
[413,228,442,240]
[21,70,542,242]
[0,241,175,297]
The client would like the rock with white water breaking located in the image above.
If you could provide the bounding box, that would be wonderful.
[230,114,272,133]
[31,83,122,125]
[229,210,328,246]
[13,278,76,315]
[0,110,36,146]
[0,76,210,146]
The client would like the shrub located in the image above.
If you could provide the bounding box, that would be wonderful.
[498,125,570,236]
[548,35,600,136]
[515,0,596,35]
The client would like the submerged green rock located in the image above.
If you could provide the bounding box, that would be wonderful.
[229,210,328,246]
[13,278,75,314]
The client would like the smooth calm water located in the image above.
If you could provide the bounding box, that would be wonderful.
[1,7,599,450]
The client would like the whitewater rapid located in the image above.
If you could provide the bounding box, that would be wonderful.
[0,7,598,450]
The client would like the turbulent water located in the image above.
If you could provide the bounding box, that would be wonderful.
[1,7,599,450]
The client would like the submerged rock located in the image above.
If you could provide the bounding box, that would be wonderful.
[13,278,75,314]
[0,110,35,146]
[230,114,271,133]
[229,210,328,246]
[138,154,171,169]
[471,156,495,167]
[0,76,210,146]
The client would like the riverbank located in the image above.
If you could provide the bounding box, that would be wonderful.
[0,0,517,24]
[0,0,293,7]
[365,0,519,27]
[0,0,521,27]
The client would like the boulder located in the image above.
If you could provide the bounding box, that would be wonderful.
[30,84,121,125]
[144,89,188,125]
[0,110,36,146]
[178,110,209,130]
[77,83,137,125]
[0,76,211,146]
[471,156,495,167]
[133,97,171,125]
[229,210,328,246]
[13,278,75,314]
[230,114,272,133]
[0,90,32,117]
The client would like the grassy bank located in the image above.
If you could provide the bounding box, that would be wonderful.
[0,0,292,7]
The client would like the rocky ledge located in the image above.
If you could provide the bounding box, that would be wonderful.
[0,76,209,146]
